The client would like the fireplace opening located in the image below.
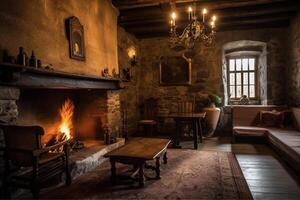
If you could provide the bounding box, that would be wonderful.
[16,89,112,148]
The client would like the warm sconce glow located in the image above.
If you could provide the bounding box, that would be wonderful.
[59,99,74,140]
[188,7,193,13]
[202,8,207,15]
[128,47,137,66]
[127,47,136,59]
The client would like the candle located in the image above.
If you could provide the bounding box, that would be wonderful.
[202,8,207,22]
[171,12,176,26]
[212,15,217,22]
[188,6,192,21]
[210,21,215,28]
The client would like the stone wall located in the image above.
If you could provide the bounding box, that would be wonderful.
[0,86,20,192]
[138,28,288,108]
[287,12,300,107]
[0,0,118,76]
[117,27,140,135]
[137,28,288,134]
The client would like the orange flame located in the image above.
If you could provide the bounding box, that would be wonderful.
[59,99,74,140]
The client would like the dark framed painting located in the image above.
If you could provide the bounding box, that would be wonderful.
[67,16,85,61]
[159,56,191,86]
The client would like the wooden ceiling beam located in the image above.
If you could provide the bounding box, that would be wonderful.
[113,0,205,10]
[118,0,288,16]
[126,15,291,35]
[118,1,297,26]
[120,4,298,28]
[134,20,290,38]
[114,0,289,11]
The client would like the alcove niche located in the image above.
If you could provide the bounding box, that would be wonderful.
[222,40,267,105]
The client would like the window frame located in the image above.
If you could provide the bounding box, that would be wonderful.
[226,55,259,101]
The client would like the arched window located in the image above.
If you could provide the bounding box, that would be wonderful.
[222,41,267,105]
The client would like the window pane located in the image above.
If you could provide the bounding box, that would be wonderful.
[250,85,255,98]
[229,59,235,71]
[249,58,255,70]
[243,86,248,97]
[236,86,242,98]
[250,72,255,84]
[236,59,241,71]
[230,73,235,85]
[243,72,248,85]
[230,86,235,98]
[242,59,248,71]
[236,73,241,85]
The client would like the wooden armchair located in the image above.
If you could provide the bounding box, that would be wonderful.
[1,125,71,199]
[138,98,158,136]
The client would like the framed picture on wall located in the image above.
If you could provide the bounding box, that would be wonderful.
[67,16,85,61]
[159,56,191,86]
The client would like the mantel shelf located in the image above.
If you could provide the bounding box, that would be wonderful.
[0,63,121,90]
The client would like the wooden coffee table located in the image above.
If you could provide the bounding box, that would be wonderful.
[104,137,171,187]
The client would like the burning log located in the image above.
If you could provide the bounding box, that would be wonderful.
[43,99,84,151]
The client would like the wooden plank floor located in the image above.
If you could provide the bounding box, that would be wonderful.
[192,137,300,200]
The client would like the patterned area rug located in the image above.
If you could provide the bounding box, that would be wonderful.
[41,149,252,199]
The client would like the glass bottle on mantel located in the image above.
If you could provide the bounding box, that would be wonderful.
[17,47,28,66]
[29,51,38,68]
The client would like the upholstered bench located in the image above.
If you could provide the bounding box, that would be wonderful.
[232,106,300,173]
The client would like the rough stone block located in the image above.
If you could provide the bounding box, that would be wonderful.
[0,87,20,100]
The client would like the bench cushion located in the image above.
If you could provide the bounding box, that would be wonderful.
[233,126,268,137]
[292,108,300,131]
[267,128,300,170]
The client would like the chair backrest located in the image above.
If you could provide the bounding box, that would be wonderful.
[177,100,194,113]
[1,125,44,166]
[140,98,158,120]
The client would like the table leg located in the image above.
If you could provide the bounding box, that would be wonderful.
[163,151,168,164]
[198,119,203,143]
[110,159,116,184]
[155,157,161,179]
[173,120,181,148]
[193,120,199,149]
[139,163,145,187]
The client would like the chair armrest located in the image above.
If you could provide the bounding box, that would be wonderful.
[32,139,70,156]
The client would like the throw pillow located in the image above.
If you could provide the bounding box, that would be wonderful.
[260,110,284,128]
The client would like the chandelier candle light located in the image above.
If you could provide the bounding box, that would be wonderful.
[169,4,217,50]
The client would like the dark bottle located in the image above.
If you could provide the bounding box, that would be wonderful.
[17,47,27,66]
[37,59,42,68]
[29,51,37,68]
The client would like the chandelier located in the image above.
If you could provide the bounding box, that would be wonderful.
[169,4,217,50]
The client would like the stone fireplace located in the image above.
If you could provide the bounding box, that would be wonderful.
[0,65,124,181]
[0,87,121,144]
[0,64,122,140]
[16,89,121,145]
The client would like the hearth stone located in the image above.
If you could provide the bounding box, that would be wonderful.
[69,138,125,180]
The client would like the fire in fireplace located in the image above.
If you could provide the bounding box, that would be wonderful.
[44,99,74,147]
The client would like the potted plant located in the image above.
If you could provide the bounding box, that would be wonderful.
[196,94,222,137]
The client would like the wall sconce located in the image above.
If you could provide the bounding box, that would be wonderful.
[128,47,137,67]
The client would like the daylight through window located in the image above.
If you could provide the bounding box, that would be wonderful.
[228,57,257,99]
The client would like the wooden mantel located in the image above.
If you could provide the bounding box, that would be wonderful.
[0,63,121,90]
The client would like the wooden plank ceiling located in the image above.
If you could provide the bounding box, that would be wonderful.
[112,0,300,38]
